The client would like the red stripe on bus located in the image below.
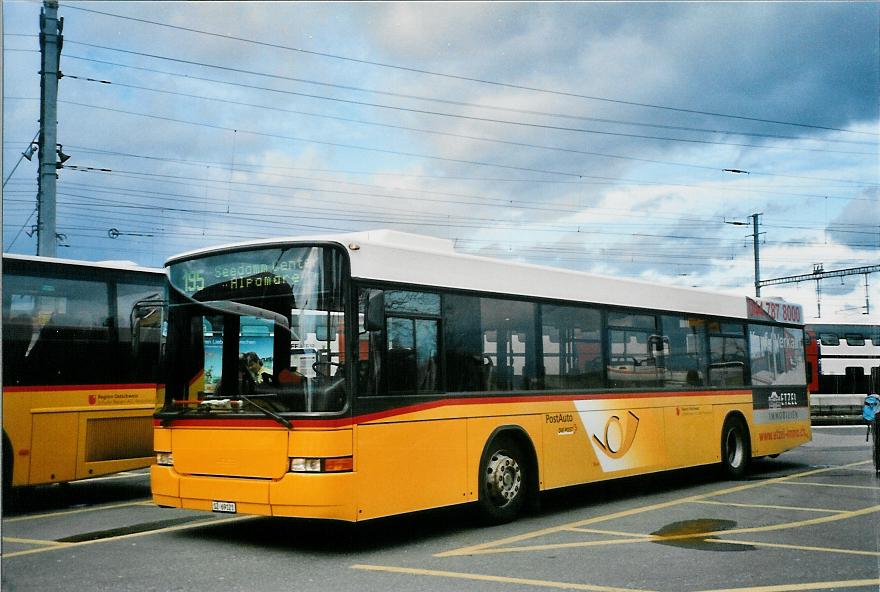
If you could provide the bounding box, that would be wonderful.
[4,383,159,393]
[154,389,750,429]
[354,390,749,425]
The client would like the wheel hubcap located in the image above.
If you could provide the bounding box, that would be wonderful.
[486,451,522,506]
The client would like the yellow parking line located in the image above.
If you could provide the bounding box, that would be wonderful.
[694,578,880,592]
[784,481,880,490]
[3,500,153,523]
[438,504,880,557]
[2,537,74,547]
[352,564,656,592]
[436,462,869,558]
[705,539,880,557]
[565,528,653,538]
[691,500,846,514]
[1,515,255,559]
[712,504,880,537]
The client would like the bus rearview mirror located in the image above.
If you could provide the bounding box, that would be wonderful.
[365,290,385,332]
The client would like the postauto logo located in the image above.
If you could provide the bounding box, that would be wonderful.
[591,411,640,459]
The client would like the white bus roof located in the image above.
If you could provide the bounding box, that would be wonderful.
[165,229,801,322]
[3,252,165,275]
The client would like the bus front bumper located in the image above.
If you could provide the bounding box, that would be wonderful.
[151,465,357,521]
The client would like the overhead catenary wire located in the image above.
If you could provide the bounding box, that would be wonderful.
[59,47,878,149]
[34,160,873,245]
[60,4,879,137]
[57,72,877,160]
[7,184,874,274]
[53,165,873,239]
[57,143,878,208]
[14,182,875,246]
[56,60,874,158]
[53,144,880,195]
[56,100,880,190]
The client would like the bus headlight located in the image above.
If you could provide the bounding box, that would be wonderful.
[156,452,174,466]
[289,457,352,473]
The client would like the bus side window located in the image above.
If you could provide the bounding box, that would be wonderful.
[541,304,603,390]
[26,314,111,385]
[387,317,416,393]
[386,317,439,394]
[2,315,33,385]
[660,315,708,388]
[128,296,166,382]
[709,335,747,387]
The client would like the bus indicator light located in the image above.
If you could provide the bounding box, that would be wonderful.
[323,457,353,472]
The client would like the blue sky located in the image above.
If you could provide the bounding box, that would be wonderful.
[3,1,878,322]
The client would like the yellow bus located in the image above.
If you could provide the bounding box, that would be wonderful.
[152,230,810,523]
[2,254,166,491]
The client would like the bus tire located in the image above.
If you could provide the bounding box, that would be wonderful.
[2,432,13,495]
[720,415,750,479]
[477,435,527,524]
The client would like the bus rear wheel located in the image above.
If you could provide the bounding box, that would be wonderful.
[721,416,750,479]
[2,433,13,496]
[477,436,527,524]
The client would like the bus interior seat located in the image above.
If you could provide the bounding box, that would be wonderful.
[417,357,437,391]
[276,368,307,411]
[481,356,495,391]
[387,348,416,392]
[686,368,703,386]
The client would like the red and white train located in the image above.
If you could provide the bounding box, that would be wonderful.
[806,323,880,421]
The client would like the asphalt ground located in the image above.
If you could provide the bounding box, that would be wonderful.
[1,426,878,592]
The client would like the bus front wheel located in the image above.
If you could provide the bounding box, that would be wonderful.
[721,416,750,479]
[477,436,527,524]
[2,432,13,495]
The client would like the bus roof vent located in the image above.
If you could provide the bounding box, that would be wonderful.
[361,229,456,254]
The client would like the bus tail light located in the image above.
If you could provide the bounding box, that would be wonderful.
[156,452,174,466]
[323,457,353,472]
[289,456,352,473]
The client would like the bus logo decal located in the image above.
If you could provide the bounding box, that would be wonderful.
[592,411,640,459]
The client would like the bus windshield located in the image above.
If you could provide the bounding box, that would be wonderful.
[163,245,348,416]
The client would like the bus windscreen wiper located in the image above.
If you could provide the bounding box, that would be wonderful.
[238,394,292,429]
[160,396,226,425]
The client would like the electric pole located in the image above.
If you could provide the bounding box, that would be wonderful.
[750,213,762,297]
[37,0,63,256]
[724,212,763,297]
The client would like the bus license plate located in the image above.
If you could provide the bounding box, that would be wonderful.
[212,501,236,513]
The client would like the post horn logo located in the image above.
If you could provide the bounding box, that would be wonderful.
[592,411,640,459]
